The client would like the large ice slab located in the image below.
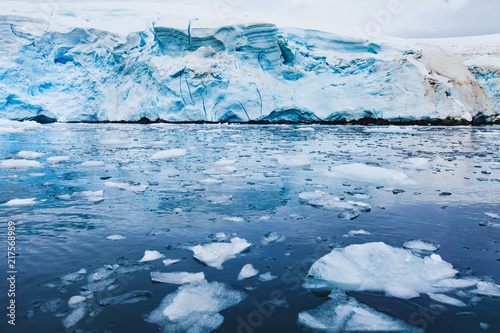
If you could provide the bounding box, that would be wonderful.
[304,242,478,299]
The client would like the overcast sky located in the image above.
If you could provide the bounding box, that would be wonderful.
[18,0,500,38]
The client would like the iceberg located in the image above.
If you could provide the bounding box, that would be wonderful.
[0,8,497,123]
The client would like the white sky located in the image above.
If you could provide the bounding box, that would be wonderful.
[3,0,500,38]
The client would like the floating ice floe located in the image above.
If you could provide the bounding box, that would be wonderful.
[68,295,86,307]
[146,280,245,333]
[99,290,152,306]
[106,234,126,241]
[61,269,87,285]
[298,290,423,333]
[277,155,311,168]
[299,191,371,214]
[404,240,439,253]
[214,159,235,166]
[258,272,278,282]
[485,212,499,219]
[262,232,284,244]
[472,281,500,297]
[327,163,415,185]
[47,156,70,163]
[62,307,86,329]
[104,181,148,192]
[343,230,371,237]
[223,216,244,222]
[17,151,45,159]
[139,250,165,262]
[400,158,431,170]
[81,161,105,167]
[72,190,104,203]
[238,264,258,281]
[4,198,37,206]
[0,120,41,133]
[190,237,252,269]
[0,159,41,169]
[151,271,206,284]
[304,242,479,299]
[152,149,187,159]
[427,293,467,307]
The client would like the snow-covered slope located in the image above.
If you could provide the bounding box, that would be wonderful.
[0,10,498,123]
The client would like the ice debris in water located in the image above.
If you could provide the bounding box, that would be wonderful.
[62,307,86,329]
[258,272,278,282]
[72,190,104,203]
[146,280,245,333]
[151,271,205,285]
[343,230,371,237]
[106,234,126,241]
[298,290,423,333]
[223,216,244,222]
[299,191,371,213]
[327,163,415,185]
[61,269,87,285]
[17,151,45,159]
[304,242,479,299]
[485,212,499,219]
[427,293,467,307]
[104,181,148,192]
[472,281,500,297]
[0,159,41,169]
[152,149,187,160]
[99,290,152,306]
[262,232,284,244]
[139,250,165,262]
[276,155,311,168]
[404,240,439,253]
[190,237,252,269]
[401,158,431,170]
[47,156,70,163]
[81,161,105,167]
[163,259,181,266]
[4,198,37,206]
[68,295,86,307]
[238,264,259,281]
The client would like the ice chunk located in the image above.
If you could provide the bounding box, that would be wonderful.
[258,272,278,282]
[262,232,284,244]
[151,271,205,284]
[88,265,115,283]
[61,269,87,285]
[238,264,258,281]
[472,281,500,297]
[47,156,70,163]
[190,237,252,269]
[344,230,371,237]
[277,155,311,168]
[152,149,187,159]
[299,191,326,201]
[17,151,45,159]
[99,290,153,306]
[401,158,430,170]
[0,159,41,169]
[404,240,439,252]
[62,307,86,329]
[327,163,415,185]
[104,181,148,192]
[4,198,37,206]
[485,212,499,219]
[146,280,245,333]
[223,216,244,222]
[68,296,86,307]
[427,293,466,307]
[299,191,371,212]
[305,242,474,299]
[82,278,116,292]
[81,161,105,167]
[106,234,126,241]
[214,159,235,166]
[298,290,422,333]
[72,190,104,203]
[163,259,181,266]
[139,250,165,262]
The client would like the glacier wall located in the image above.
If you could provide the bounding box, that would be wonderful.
[0,15,498,123]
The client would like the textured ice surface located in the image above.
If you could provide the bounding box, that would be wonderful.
[237,264,259,281]
[191,237,252,269]
[139,250,165,262]
[298,290,422,333]
[147,280,245,333]
[305,242,477,299]
[150,271,205,285]
[327,164,415,185]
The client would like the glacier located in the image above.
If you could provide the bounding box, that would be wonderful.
[0,12,499,123]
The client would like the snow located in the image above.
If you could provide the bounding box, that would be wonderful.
[139,250,165,262]
[104,181,148,192]
[0,159,41,169]
[16,151,45,159]
[106,234,126,241]
[190,237,252,269]
[47,156,70,163]
[298,290,422,333]
[147,280,245,332]
[150,271,206,284]
[237,264,259,281]
[327,163,415,185]
[152,149,187,160]
[5,198,37,206]
[305,242,478,299]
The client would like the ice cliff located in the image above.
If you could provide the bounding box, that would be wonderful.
[0,15,498,123]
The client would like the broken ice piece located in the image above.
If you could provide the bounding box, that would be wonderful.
[139,250,165,262]
[238,264,258,281]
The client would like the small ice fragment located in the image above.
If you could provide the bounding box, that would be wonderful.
[82,278,116,292]
[173,208,183,213]
[480,323,490,330]
[427,293,467,307]
[17,151,45,159]
[404,240,439,252]
[258,272,278,282]
[299,191,325,201]
[101,138,129,145]
[401,158,430,170]
[68,296,86,307]
[214,159,235,166]
[56,194,72,200]
[472,281,500,297]
[199,178,222,184]
[344,230,371,237]
[47,156,70,163]
[5,198,37,206]
[238,264,258,281]
[485,212,499,219]
[327,163,415,185]
[62,307,86,329]
[81,161,105,167]
[104,181,148,192]
[163,259,181,266]
[106,234,126,241]
[262,232,284,244]
[73,190,104,203]
[152,149,187,159]
[151,271,205,284]
[0,159,41,169]
[139,250,165,262]
[223,216,244,222]
[190,237,252,269]
[277,155,311,168]
[259,215,271,221]
[99,290,152,306]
